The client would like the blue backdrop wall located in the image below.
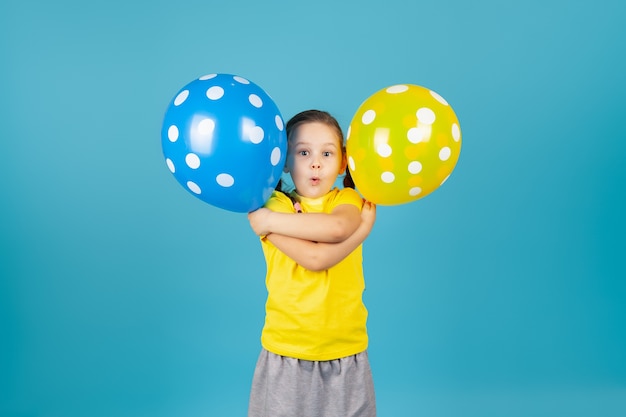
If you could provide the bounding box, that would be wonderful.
[1,0,625,416]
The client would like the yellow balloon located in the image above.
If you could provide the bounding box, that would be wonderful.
[346,84,462,205]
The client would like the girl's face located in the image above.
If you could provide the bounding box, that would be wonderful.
[284,122,346,199]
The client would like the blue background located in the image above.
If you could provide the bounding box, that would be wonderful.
[1,0,625,416]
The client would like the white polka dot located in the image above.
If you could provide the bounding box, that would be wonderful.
[362,110,376,125]
[275,115,284,131]
[199,74,217,80]
[198,118,215,134]
[166,158,175,173]
[439,147,451,161]
[407,126,428,143]
[249,94,263,108]
[234,76,250,84]
[386,85,408,94]
[187,181,201,194]
[167,125,179,142]
[174,90,189,106]
[417,107,436,125]
[186,153,200,169]
[216,173,235,187]
[408,161,422,174]
[348,156,355,171]
[206,86,224,100]
[409,187,422,196]
[249,126,264,144]
[270,147,282,166]
[430,90,449,106]
[377,143,392,157]
[452,123,461,141]
[381,171,395,183]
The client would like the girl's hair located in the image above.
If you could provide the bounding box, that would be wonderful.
[276,109,355,192]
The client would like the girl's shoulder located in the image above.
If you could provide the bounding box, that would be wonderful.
[268,189,291,201]
[335,187,361,198]
[327,187,363,209]
[265,190,297,212]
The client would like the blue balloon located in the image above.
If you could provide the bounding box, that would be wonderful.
[161,74,287,212]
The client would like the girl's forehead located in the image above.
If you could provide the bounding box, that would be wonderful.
[291,122,341,145]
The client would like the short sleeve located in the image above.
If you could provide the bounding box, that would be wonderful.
[329,188,363,212]
[264,190,296,214]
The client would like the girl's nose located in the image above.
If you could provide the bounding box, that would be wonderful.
[311,160,321,169]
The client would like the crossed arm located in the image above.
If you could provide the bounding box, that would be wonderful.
[248,201,377,272]
[247,203,362,243]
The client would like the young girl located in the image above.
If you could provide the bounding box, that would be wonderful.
[247,110,377,417]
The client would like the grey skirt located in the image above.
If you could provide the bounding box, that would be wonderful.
[248,349,376,417]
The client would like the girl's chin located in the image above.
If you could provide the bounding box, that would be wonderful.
[294,186,330,199]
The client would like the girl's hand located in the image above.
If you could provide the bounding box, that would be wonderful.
[361,200,377,230]
[248,208,272,236]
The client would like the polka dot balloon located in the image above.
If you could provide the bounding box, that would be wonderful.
[346,84,461,205]
[161,74,287,212]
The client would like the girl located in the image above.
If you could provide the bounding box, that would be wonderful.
[247,110,377,417]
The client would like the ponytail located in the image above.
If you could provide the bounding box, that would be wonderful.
[275,178,284,192]
[343,168,355,189]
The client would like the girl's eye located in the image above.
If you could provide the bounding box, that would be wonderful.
[299,150,309,156]
[323,151,332,157]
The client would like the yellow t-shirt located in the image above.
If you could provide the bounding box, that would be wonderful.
[259,188,368,361]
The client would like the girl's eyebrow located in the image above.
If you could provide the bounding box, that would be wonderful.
[294,141,338,148]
